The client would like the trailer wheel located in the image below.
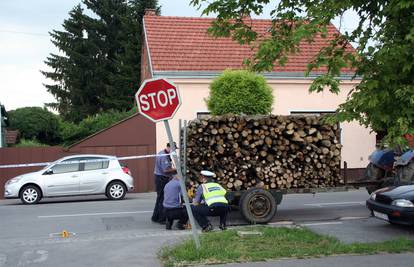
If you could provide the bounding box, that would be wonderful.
[365,163,385,194]
[239,188,277,224]
[395,162,414,185]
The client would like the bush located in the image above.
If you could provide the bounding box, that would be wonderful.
[14,138,49,147]
[59,109,136,146]
[206,70,274,115]
[8,107,60,145]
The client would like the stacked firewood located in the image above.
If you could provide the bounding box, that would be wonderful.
[185,115,343,191]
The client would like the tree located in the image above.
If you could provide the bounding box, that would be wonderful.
[59,108,136,146]
[207,70,273,115]
[8,107,60,145]
[191,0,414,145]
[42,0,160,122]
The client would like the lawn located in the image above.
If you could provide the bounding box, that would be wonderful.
[159,226,414,266]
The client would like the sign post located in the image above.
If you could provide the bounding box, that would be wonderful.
[135,78,200,249]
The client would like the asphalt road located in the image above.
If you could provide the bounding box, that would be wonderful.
[0,189,413,267]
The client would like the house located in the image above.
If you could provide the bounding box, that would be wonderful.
[141,10,375,175]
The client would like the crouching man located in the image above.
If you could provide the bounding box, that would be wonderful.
[191,170,229,232]
[163,175,188,230]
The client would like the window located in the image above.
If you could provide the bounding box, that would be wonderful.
[290,111,336,116]
[196,111,211,119]
[83,157,109,171]
[52,159,80,174]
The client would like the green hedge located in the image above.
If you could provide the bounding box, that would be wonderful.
[206,70,274,115]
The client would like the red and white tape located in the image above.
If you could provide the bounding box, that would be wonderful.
[0,152,175,169]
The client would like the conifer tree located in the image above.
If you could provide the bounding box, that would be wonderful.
[42,0,159,122]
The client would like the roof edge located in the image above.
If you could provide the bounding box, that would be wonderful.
[142,17,154,78]
[152,71,361,80]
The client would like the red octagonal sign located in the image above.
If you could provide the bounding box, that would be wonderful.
[135,78,182,122]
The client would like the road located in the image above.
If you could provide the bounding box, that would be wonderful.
[0,189,413,266]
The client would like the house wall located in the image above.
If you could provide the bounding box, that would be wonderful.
[155,78,376,169]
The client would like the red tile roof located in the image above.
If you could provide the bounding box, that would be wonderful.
[143,14,354,73]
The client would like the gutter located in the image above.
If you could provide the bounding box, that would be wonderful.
[152,71,361,81]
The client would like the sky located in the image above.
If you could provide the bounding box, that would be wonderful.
[0,0,358,111]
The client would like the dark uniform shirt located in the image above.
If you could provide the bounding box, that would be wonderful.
[163,178,182,208]
[154,149,173,177]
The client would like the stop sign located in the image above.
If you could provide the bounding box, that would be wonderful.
[135,78,182,122]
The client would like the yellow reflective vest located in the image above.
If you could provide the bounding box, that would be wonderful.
[201,182,228,206]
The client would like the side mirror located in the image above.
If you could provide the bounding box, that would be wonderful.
[43,169,53,175]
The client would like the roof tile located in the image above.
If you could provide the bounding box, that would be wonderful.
[144,15,354,73]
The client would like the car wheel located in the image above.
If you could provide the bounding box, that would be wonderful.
[20,185,42,204]
[106,181,126,200]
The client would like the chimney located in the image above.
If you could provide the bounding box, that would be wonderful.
[145,9,157,16]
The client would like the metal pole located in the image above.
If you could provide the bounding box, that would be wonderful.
[183,120,187,179]
[164,120,200,249]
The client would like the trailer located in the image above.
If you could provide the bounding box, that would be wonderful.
[179,119,382,224]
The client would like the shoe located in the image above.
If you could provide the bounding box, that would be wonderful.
[219,224,227,231]
[176,223,186,230]
[166,220,172,230]
[158,219,166,225]
[202,224,213,232]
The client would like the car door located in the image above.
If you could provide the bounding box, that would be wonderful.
[43,158,81,196]
[79,157,110,194]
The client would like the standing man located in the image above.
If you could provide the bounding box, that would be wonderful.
[152,143,176,223]
[192,170,229,232]
[163,175,188,230]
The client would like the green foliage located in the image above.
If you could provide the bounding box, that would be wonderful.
[191,0,414,146]
[14,139,49,148]
[206,70,273,115]
[59,109,136,146]
[42,0,160,122]
[160,226,414,266]
[8,107,60,145]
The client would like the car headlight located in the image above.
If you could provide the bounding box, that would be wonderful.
[370,193,376,200]
[7,177,22,185]
[391,199,414,208]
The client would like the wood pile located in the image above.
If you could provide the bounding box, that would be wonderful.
[184,115,343,191]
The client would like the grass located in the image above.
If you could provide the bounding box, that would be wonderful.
[159,226,414,266]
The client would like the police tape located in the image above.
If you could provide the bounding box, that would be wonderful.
[0,152,175,169]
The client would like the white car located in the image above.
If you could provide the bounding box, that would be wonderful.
[4,154,134,204]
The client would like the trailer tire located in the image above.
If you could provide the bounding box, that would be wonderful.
[239,188,277,224]
[395,162,414,185]
[365,163,385,194]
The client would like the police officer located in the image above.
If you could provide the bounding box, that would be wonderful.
[191,170,229,232]
[163,175,188,230]
[151,143,176,223]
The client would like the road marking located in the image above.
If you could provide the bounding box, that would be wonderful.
[304,201,365,207]
[38,210,152,219]
[301,221,343,226]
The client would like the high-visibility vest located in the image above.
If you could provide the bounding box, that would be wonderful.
[201,182,228,206]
